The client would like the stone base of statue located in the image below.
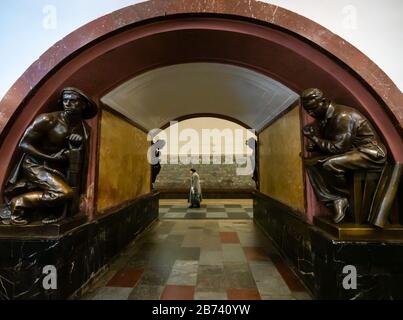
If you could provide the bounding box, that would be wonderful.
[314,216,403,240]
[0,192,159,300]
[254,190,403,299]
[0,214,87,238]
[310,220,403,299]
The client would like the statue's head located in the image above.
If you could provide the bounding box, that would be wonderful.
[154,139,166,149]
[61,87,97,119]
[246,137,256,149]
[301,88,329,118]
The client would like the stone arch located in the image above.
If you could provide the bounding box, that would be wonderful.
[0,0,401,211]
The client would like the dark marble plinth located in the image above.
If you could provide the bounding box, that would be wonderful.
[253,191,315,293]
[310,227,403,300]
[253,191,403,300]
[0,192,159,300]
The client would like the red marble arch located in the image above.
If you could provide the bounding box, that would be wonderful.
[0,0,402,217]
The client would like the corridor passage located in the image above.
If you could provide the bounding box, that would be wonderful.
[82,200,312,300]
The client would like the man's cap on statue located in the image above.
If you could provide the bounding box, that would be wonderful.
[61,87,98,119]
[301,88,325,109]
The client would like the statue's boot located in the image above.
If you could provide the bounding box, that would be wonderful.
[42,212,66,225]
[11,214,28,225]
[333,198,348,223]
[10,192,44,225]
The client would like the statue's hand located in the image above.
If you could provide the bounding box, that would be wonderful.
[52,148,69,161]
[303,125,316,138]
[69,133,83,149]
[69,134,83,143]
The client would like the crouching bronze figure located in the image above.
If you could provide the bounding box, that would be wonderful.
[0,87,97,225]
[300,88,394,226]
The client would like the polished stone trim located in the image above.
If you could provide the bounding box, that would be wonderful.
[314,217,403,241]
[310,227,403,299]
[253,191,314,294]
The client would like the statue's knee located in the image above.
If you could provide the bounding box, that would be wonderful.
[323,158,347,177]
[322,159,335,171]
[44,186,73,202]
[10,197,28,215]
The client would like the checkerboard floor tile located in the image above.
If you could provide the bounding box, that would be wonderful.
[81,200,312,300]
[159,199,253,220]
[82,199,311,300]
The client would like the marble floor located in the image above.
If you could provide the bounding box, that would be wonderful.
[82,199,312,300]
[159,199,253,219]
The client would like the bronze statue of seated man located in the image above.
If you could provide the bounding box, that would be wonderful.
[301,88,387,223]
[1,87,97,225]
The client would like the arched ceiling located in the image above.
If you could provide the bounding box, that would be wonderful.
[101,63,298,131]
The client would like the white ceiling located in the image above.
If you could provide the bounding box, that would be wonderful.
[101,63,298,131]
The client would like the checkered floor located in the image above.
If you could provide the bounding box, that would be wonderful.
[81,201,312,300]
[159,200,253,219]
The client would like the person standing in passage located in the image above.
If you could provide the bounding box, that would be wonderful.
[188,169,202,208]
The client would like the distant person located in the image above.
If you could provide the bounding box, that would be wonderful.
[188,169,202,208]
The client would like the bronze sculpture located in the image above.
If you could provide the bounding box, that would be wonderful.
[301,88,388,224]
[150,139,165,189]
[246,137,259,189]
[0,87,97,225]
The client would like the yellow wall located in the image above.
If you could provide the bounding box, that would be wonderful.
[259,106,305,212]
[97,110,151,212]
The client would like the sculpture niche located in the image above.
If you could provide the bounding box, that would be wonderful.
[0,87,97,225]
[300,88,399,227]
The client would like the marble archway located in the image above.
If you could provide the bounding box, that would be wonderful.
[0,1,401,217]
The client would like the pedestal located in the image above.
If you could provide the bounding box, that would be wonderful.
[0,192,159,300]
[314,217,403,240]
[0,214,88,239]
[310,220,403,299]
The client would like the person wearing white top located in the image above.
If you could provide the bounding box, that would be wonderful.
[188,169,202,208]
